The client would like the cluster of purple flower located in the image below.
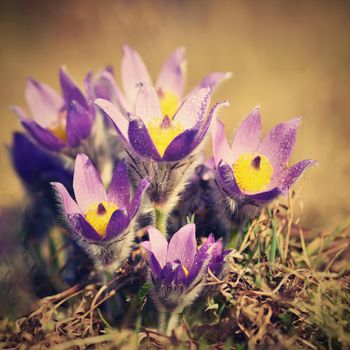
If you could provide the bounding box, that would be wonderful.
[11,45,316,333]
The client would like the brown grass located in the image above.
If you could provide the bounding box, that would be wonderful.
[1,191,349,349]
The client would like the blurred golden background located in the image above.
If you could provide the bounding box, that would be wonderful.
[1,0,349,230]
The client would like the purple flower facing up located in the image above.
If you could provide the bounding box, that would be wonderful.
[212,107,317,207]
[96,85,227,232]
[141,224,227,313]
[96,84,227,162]
[52,154,150,268]
[12,68,94,152]
[92,45,231,117]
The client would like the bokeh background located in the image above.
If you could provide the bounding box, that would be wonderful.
[1,0,350,231]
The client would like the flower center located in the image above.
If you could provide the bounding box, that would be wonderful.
[146,115,184,157]
[47,110,67,142]
[233,153,273,193]
[182,265,189,277]
[84,201,118,238]
[159,89,180,117]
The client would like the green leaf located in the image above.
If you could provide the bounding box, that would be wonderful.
[137,282,151,308]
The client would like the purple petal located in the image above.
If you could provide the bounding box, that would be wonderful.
[92,71,112,100]
[11,132,72,187]
[213,239,223,257]
[257,117,301,172]
[160,262,177,284]
[94,70,131,114]
[217,160,282,205]
[84,71,94,102]
[163,99,227,162]
[209,239,227,276]
[51,182,81,215]
[94,98,129,143]
[20,116,65,151]
[104,209,130,240]
[73,153,107,212]
[141,241,151,250]
[156,47,186,98]
[167,223,197,268]
[66,101,93,147]
[121,45,152,103]
[193,100,229,149]
[196,71,232,92]
[186,233,215,286]
[128,116,161,160]
[231,107,261,161]
[280,159,318,194]
[247,188,282,205]
[216,160,242,198]
[162,129,197,161]
[11,105,29,121]
[107,159,131,206]
[69,213,102,241]
[134,84,162,123]
[174,263,187,285]
[147,227,168,268]
[173,88,211,129]
[25,78,64,127]
[59,67,88,110]
[128,177,150,218]
[141,242,162,277]
[212,118,234,166]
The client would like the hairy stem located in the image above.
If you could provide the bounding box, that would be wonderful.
[166,308,183,336]
[158,308,183,335]
[155,207,168,236]
[158,309,167,334]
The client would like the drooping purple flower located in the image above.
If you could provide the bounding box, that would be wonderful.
[212,107,317,206]
[11,132,73,190]
[141,224,227,311]
[11,132,74,242]
[95,84,227,162]
[51,153,150,267]
[92,45,231,116]
[12,68,94,152]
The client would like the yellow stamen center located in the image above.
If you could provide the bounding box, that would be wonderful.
[159,89,180,117]
[182,265,189,277]
[147,116,184,157]
[85,201,118,238]
[47,111,67,142]
[233,153,273,193]
[48,123,67,142]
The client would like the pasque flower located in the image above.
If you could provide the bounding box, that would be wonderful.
[12,68,94,152]
[141,223,227,334]
[96,84,227,232]
[11,132,74,241]
[92,45,231,117]
[95,84,226,162]
[52,153,150,268]
[12,132,72,191]
[212,107,317,207]
[92,46,229,235]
